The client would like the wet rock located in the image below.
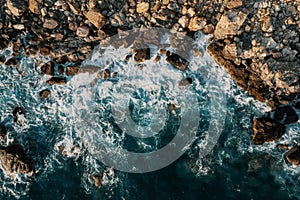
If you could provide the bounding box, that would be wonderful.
[66,66,80,76]
[0,144,35,175]
[273,106,298,125]
[214,11,247,40]
[202,24,214,35]
[58,65,65,74]
[179,77,193,86]
[226,0,243,9]
[136,2,149,14]
[0,125,7,141]
[4,57,19,66]
[29,0,41,14]
[166,53,189,71]
[133,48,150,63]
[252,117,286,145]
[43,19,59,29]
[41,62,55,76]
[93,175,102,187]
[13,107,25,117]
[46,77,67,85]
[85,10,105,29]
[7,0,27,17]
[286,146,300,166]
[98,69,110,79]
[178,16,189,28]
[277,144,290,150]
[76,26,89,37]
[39,89,51,99]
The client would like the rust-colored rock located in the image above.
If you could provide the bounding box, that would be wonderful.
[66,66,80,76]
[41,62,55,76]
[85,10,105,29]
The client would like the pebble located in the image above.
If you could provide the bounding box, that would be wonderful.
[76,26,90,37]
[136,2,149,14]
[43,19,59,29]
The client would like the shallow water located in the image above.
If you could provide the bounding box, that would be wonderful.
[0,31,299,199]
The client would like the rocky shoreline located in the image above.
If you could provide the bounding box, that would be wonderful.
[0,0,300,176]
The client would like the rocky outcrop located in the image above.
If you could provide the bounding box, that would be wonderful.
[252,117,286,145]
[0,144,35,175]
[286,146,300,166]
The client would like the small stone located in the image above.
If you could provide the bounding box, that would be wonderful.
[98,69,110,79]
[0,55,5,64]
[169,104,178,111]
[13,24,24,30]
[93,175,101,187]
[187,8,195,17]
[286,146,300,166]
[136,2,149,14]
[133,48,151,63]
[46,77,67,85]
[41,62,55,76]
[188,17,206,32]
[39,46,51,56]
[13,107,25,117]
[202,24,214,34]
[76,26,89,37]
[43,19,59,29]
[166,53,189,71]
[85,10,105,29]
[6,0,27,17]
[178,16,189,28]
[0,125,7,141]
[273,106,298,125]
[5,57,19,66]
[252,117,286,145]
[226,0,243,9]
[179,78,193,86]
[58,65,65,74]
[192,48,204,57]
[39,89,51,99]
[261,16,273,33]
[66,66,80,76]
[29,0,41,14]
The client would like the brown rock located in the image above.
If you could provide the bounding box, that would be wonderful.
[43,19,59,29]
[76,26,90,37]
[41,62,55,76]
[39,89,51,99]
[29,0,41,14]
[0,125,7,141]
[226,0,243,9]
[0,144,35,175]
[46,77,67,85]
[179,78,193,86]
[261,16,273,33]
[66,66,80,76]
[5,57,19,66]
[136,2,149,14]
[166,53,189,71]
[286,146,300,165]
[93,175,102,187]
[214,11,247,40]
[7,0,27,17]
[202,24,214,34]
[188,17,206,32]
[134,48,151,63]
[252,117,286,145]
[85,10,105,29]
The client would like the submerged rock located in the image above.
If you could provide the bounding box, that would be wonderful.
[166,53,189,71]
[252,117,286,145]
[286,146,300,166]
[0,144,35,175]
[93,175,102,187]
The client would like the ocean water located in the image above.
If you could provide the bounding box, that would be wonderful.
[0,31,299,200]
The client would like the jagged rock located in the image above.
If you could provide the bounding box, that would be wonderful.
[85,10,105,29]
[6,0,27,17]
[41,62,55,76]
[46,77,67,85]
[166,53,189,71]
[188,17,206,32]
[133,48,150,63]
[29,0,41,14]
[66,66,80,76]
[76,26,89,37]
[39,89,51,99]
[273,106,298,124]
[286,146,300,166]
[4,57,19,66]
[214,11,247,40]
[136,2,149,14]
[179,77,193,86]
[252,117,286,145]
[226,0,243,9]
[0,144,35,175]
[0,125,7,141]
[43,19,59,29]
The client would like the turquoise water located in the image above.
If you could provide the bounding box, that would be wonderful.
[0,32,299,199]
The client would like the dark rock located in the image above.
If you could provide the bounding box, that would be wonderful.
[0,125,7,141]
[66,66,80,76]
[252,117,286,145]
[5,57,19,66]
[0,55,5,64]
[39,89,51,99]
[93,175,102,187]
[0,144,35,175]
[295,102,300,109]
[58,65,65,74]
[166,53,189,71]
[7,0,27,17]
[179,77,193,86]
[46,77,67,85]
[41,62,55,76]
[98,69,110,79]
[133,48,151,63]
[273,106,298,124]
[286,146,300,166]
[13,107,25,117]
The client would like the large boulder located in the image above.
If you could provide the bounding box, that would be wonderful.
[286,146,300,166]
[0,144,35,175]
[252,117,286,145]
